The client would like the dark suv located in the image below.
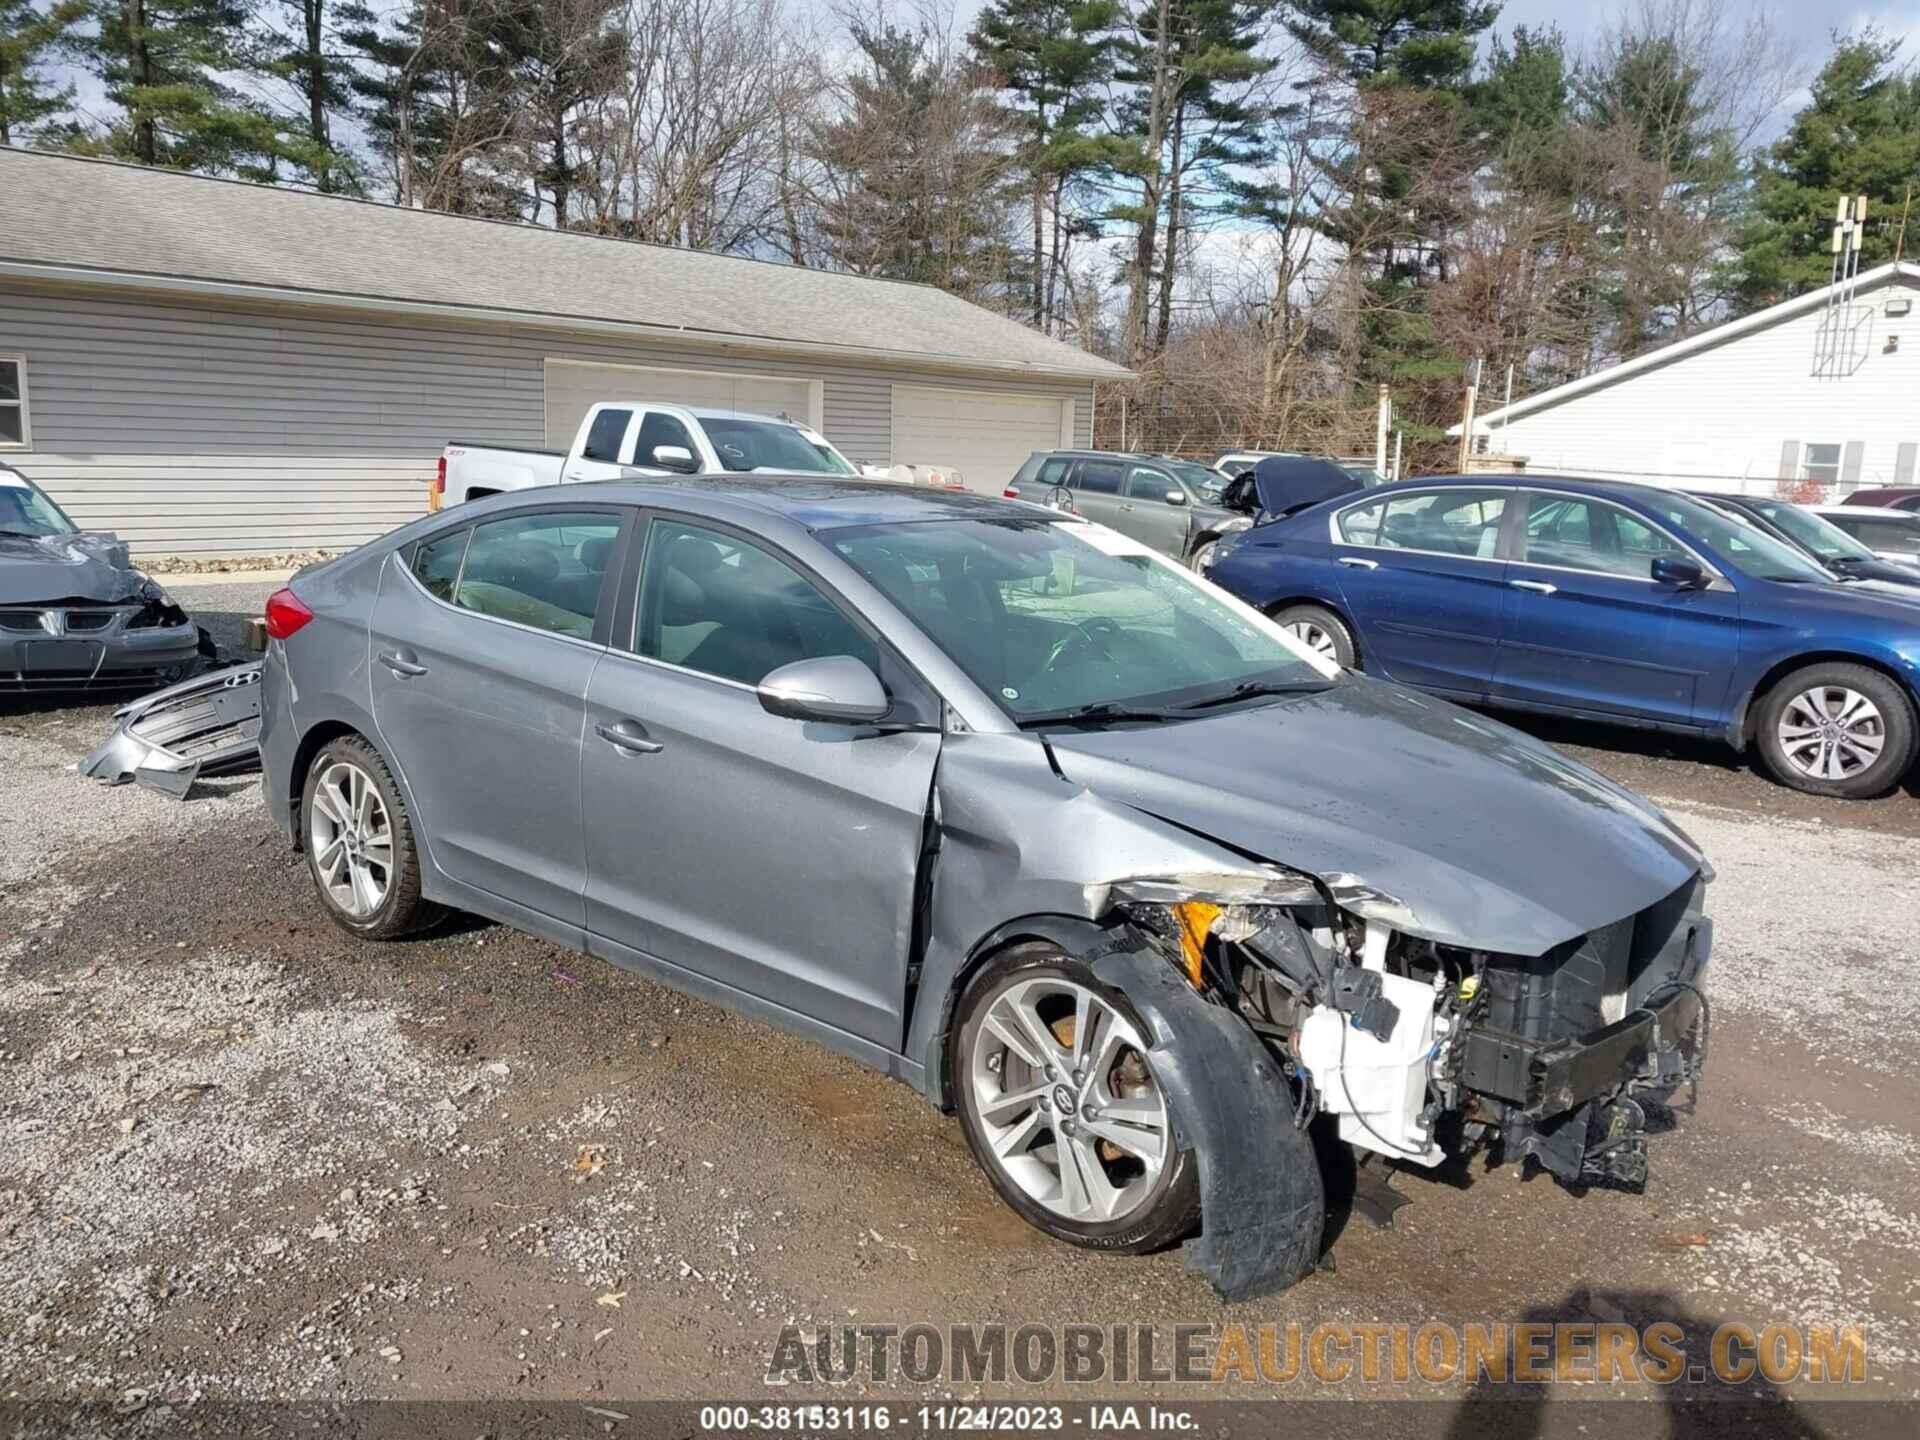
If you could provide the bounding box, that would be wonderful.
[1005,451,1239,569]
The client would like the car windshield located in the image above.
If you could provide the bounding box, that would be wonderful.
[1166,461,1228,503]
[1642,493,1836,583]
[1744,500,1874,563]
[829,517,1333,722]
[0,479,77,537]
[808,441,857,476]
[704,418,843,474]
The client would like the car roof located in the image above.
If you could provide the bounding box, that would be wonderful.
[566,475,1037,531]
[1814,504,1920,519]
[674,406,806,425]
[1366,472,1694,503]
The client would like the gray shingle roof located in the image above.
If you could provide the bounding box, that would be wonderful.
[0,148,1128,382]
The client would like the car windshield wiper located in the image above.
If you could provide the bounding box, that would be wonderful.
[1175,678,1336,711]
[1014,701,1183,730]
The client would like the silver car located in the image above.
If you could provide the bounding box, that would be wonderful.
[259,479,1713,1299]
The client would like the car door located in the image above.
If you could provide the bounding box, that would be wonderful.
[1066,457,1129,532]
[579,513,942,1048]
[1327,486,1513,696]
[369,505,630,924]
[1492,491,1741,727]
[625,408,701,475]
[564,407,637,483]
[1119,465,1195,558]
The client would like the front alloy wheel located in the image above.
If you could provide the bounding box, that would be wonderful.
[1757,662,1916,799]
[953,949,1198,1251]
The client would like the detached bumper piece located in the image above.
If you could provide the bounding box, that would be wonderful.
[78,662,264,799]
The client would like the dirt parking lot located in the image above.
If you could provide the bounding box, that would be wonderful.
[3,578,1919,1432]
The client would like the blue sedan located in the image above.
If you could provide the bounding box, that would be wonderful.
[1205,474,1920,798]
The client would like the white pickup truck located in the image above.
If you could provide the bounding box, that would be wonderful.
[433,402,860,509]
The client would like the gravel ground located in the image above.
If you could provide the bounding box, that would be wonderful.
[2,579,1918,1432]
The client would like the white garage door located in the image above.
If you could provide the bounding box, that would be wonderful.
[891,385,1072,493]
[545,360,816,449]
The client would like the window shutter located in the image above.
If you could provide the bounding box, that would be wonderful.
[1841,441,1865,489]
[1778,440,1799,479]
[1897,442,1917,486]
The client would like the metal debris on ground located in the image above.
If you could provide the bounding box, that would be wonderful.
[77,662,264,798]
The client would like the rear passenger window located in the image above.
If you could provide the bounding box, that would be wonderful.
[1339,490,1507,557]
[1076,461,1123,494]
[581,409,632,463]
[634,519,877,686]
[411,528,470,601]
[453,511,622,639]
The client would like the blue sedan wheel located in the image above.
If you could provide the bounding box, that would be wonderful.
[1757,663,1917,799]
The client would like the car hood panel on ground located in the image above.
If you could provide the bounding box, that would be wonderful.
[0,530,146,604]
[1044,678,1705,955]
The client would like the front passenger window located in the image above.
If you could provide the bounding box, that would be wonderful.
[635,520,878,686]
[453,510,622,638]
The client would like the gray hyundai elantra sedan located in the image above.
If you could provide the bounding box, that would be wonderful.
[259,478,1712,1299]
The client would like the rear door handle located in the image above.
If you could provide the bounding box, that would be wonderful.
[595,719,664,755]
[1510,579,1558,595]
[1338,557,1379,570]
[378,649,428,677]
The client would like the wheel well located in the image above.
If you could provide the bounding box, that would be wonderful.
[1263,596,1359,660]
[465,487,498,501]
[287,721,364,849]
[1740,651,1920,744]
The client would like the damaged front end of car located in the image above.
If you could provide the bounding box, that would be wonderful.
[77,662,264,798]
[1102,863,1710,1191]
[0,532,208,691]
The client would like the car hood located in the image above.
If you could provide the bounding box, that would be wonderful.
[0,530,151,605]
[1043,677,1706,955]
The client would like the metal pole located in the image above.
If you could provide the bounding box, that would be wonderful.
[1392,430,1404,482]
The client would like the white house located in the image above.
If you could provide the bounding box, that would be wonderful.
[1456,261,1920,498]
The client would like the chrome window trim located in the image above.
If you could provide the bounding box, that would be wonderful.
[1325,484,1516,564]
[1510,487,1725,586]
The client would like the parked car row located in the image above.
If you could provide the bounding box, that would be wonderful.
[1202,474,1920,799]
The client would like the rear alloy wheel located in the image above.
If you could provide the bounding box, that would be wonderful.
[953,947,1198,1252]
[1188,539,1219,573]
[1273,603,1356,668]
[302,735,438,938]
[1757,663,1916,799]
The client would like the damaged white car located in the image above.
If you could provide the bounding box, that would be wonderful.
[1,463,208,691]
[257,480,1711,1299]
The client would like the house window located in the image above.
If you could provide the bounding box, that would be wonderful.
[0,357,27,448]
[1802,443,1843,486]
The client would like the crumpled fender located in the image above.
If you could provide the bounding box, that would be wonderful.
[1090,943,1326,1303]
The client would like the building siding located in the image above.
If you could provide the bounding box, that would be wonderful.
[1481,275,1920,497]
[0,282,1098,557]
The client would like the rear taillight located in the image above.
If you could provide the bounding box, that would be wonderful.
[430,454,446,512]
[263,587,315,640]
[1003,486,1021,499]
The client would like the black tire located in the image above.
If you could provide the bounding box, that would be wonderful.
[1273,603,1357,669]
[300,733,441,939]
[950,944,1200,1254]
[1756,662,1917,799]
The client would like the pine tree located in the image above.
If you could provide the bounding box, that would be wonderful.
[970,0,1122,330]
[493,0,626,227]
[78,0,301,174]
[1285,0,1499,90]
[256,0,364,190]
[1,0,86,145]
[1738,30,1920,306]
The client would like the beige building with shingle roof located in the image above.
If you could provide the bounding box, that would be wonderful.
[0,148,1125,557]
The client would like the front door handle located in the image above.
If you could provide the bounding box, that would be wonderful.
[378,649,429,677]
[595,720,664,755]
[1338,556,1380,570]
[1510,579,1559,595]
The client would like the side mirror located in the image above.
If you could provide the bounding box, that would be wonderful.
[757,655,890,725]
[650,444,699,474]
[1651,556,1706,588]
[1164,488,1187,506]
